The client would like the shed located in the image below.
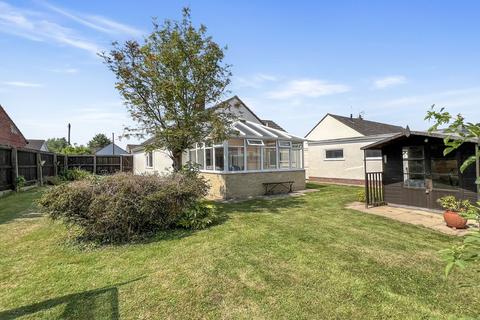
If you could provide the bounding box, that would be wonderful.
[362,129,479,210]
[95,143,128,156]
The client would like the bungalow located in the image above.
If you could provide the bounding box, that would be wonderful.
[362,128,479,210]
[305,114,403,185]
[131,96,306,199]
[95,143,128,156]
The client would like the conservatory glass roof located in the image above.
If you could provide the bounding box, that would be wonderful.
[231,120,304,141]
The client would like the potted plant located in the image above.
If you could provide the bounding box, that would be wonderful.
[437,196,472,229]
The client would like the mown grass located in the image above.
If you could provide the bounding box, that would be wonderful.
[0,184,479,319]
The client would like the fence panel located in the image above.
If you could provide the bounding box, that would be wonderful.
[67,156,94,173]
[122,156,133,172]
[17,150,37,184]
[40,153,55,177]
[0,148,12,191]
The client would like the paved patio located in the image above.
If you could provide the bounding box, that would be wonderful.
[347,202,477,236]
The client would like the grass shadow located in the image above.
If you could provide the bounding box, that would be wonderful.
[0,277,145,319]
[0,188,45,225]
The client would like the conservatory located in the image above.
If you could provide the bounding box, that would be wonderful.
[187,120,306,199]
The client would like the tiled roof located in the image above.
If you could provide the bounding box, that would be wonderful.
[261,120,285,132]
[329,114,403,136]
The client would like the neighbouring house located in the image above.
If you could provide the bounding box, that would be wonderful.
[0,105,27,148]
[131,96,306,199]
[95,143,128,156]
[26,139,49,152]
[362,128,479,210]
[304,113,403,185]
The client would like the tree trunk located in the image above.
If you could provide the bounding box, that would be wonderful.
[171,150,183,171]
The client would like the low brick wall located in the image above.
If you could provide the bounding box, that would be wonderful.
[201,170,306,200]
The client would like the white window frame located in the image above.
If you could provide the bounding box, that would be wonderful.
[145,151,154,168]
[246,139,264,146]
[325,148,344,161]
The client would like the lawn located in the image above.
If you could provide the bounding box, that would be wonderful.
[1,184,479,319]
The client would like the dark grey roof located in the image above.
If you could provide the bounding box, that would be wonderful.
[362,129,478,150]
[26,139,47,151]
[95,143,128,155]
[261,120,285,132]
[329,114,403,136]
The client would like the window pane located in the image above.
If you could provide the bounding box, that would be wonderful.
[215,147,224,171]
[263,147,277,169]
[432,173,459,189]
[403,160,424,174]
[402,146,424,159]
[246,146,261,170]
[279,141,291,147]
[228,146,244,171]
[247,139,264,146]
[197,149,204,169]
[326,149,343,159]
[205,148,213,170]
[189,150,196,163]
[366,149,382,158]
[431,159,458,175]
[228,138,244,147]
[279,148,290,168]
[291,148,302,168]
[404,174,425,188]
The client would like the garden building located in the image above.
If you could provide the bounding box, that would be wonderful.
[362,128,479,210]
[131,96,306,199]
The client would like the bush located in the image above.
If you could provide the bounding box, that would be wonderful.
[15,176,26,192]
[176,202,217,230]
[38,172,211,243]
[357,189,366,203]
[61,168,96,182]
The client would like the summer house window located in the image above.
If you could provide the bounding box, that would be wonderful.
[365,149,382,159]
[325,149,344,159]
[402,146,425,188]
[430,145,459,190]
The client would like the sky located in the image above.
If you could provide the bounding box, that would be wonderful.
[1,1,479,148]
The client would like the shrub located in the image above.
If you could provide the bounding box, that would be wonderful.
[357,189,366,203]
[38,172,211,243]
[15,176,26,192]
[61,168,96,182]
[176,202,217,230]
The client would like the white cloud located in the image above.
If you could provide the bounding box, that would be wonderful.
[3,81,43,87]
[267,79,350,99]
[373,75,407,89]
[50,67,79,74]
[234,73,279,89]
[385,87,480,109]
[41,1,143,37]
[0,1,101,55]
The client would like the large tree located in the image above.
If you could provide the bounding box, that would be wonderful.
[101,8,235,170]
[88,133,112,150]
[426,107,480,277]
[46,137,68,153]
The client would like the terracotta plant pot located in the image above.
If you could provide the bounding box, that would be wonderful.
[443,210,468,229]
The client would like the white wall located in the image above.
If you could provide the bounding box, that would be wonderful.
[133,149,173,175]
[306,115,363,140]
[306,141,382,181]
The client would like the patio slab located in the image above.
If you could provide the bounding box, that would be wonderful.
[346,202,477,236]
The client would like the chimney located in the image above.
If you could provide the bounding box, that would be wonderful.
[358,114,363,120]
[350,114,353,119]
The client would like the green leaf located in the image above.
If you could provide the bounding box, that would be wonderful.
[445,261,455,277]
[460,155,478,173]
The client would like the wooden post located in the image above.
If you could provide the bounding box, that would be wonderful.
[93,155,97,175]
[53,153,58,177]
[11,148,18,191]
[476,141,479,202]
[120,155,123,172]
[36,152,42,186]
[364,149,368,208]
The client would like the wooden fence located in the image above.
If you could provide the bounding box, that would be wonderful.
[0,145,133,192]
[365,171,385,208]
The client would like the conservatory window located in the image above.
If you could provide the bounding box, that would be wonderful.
[279,147,290,169]
[278,141,292,148]
[205,148,213,170]
[247,139,264,146]
[215,146,224,171]
[196,145,205,169]
[402,146,425,188]
[246,145,261,170]
[291,143,303,169]
[228,139,245,171]
[263,140,277,170]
